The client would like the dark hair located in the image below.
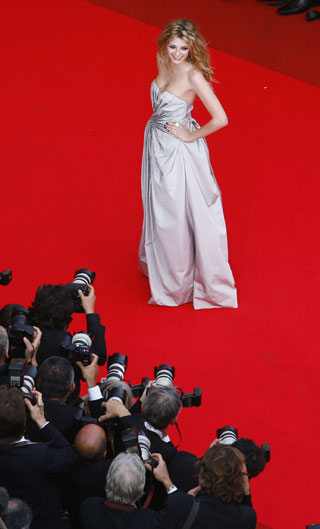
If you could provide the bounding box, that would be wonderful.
[29,284,74,330]
[0,326,9,360]
[233,438,266,478]
[0,387,26,444]
[198,445,245,503]
[143,386,182,430]
[38,356,74,398]
[3,498,33,529]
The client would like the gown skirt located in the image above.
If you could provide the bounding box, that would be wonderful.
[138,80,238,310]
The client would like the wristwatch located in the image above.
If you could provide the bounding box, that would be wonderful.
[166,485,178,494]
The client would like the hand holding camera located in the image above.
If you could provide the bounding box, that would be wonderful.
[24,390,47,429]
[76,353,99,388]
[23,326,42,366]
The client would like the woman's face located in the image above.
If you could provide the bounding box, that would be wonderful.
[166,37,189,65]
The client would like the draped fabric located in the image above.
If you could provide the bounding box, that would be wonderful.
[138,80,237,309]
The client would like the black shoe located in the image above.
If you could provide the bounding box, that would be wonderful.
[278,0,320,14]
[306,8,320,17]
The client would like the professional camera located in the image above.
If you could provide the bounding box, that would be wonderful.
[121,429,158,468]
[180,387,202,407]
[65,268,96,313]
[154,364,175,387]
[8,360,26,388]
[105,386,127,404]
[7,307,34,357]
[130,377,151,398]
[60,331,92,366]
[217,425,239,445]
[0,269,12,286]
[105,353,128,381]
[7,361,37,404]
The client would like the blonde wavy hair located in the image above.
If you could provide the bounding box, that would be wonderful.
[157,19,213,82]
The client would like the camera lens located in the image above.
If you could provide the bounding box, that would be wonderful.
[154,364,175,387]
[72,268,96,287]
[216,425,238,445]
[138,432,151,461]
[72,332,92,348]
[107,353,128,381]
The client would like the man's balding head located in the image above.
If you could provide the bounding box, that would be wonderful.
[75,424,107,462]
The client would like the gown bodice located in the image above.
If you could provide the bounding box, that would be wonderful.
[149,80,193,131]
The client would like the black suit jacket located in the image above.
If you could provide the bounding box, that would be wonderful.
[26,398,82,443]
[0,422,79,529]
[81,496,163,529]
[161,491,257,529]
[36,313,107,366]
[36,313,107,399]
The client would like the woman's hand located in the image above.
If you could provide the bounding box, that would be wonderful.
[165,121,192,142]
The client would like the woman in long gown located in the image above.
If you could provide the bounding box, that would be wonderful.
[138,19,238,310]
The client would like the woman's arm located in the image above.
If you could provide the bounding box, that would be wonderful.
[166,70,228,142]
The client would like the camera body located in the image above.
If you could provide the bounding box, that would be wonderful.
[7,307,34,358]
[65,268,96,313]
[0,269,12,286]
[60,332,92,366]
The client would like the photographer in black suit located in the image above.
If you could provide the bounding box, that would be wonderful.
[26,353,106,444]
[0,324,41,392]
[28,283,107,400]
[0,386,78,529]
[81,452,163,529]
[150,445,257,529]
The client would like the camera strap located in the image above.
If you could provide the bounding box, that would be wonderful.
[174,422,182,448]
[181,498,199,529]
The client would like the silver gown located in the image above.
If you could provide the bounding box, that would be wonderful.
[138,80,238,309]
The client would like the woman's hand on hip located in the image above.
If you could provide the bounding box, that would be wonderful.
[165,120,192,142]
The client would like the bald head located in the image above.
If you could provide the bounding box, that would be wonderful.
[0,326,9,364]
[75,424,107,462]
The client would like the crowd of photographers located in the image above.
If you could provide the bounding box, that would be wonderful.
[0,269,269,529]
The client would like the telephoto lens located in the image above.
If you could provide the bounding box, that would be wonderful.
[154,364,175,387]
[216,425,238,445]
[138,432,158,468]
[107,353,128,381]
[72,332,92,366]
[138,432,151,461]
[106,386,126,404]
[66,268,96,313]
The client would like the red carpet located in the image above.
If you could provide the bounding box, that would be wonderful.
[1,1,320,528]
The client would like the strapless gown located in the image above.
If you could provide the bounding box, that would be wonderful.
[138,80,238,309]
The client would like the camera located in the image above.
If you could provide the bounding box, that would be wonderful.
[8,360,25,387]
[0,269,12,286]
[180,387,202,407]
[65,268,96,313]
[106,353,128,382]
[60,332,92,366]
[130,377,151,398]
[154,364,175,387]
[105,386,127,404]
[217,425,239,445]
[7,307,34,357]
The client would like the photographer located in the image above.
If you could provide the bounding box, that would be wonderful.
[80,452,163,529]
[0,324,41,393]
[150,445,257,529]
[0,386,78,529]
[26,353,107,444]
[28,283,107,399]
[98,391,199,509]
